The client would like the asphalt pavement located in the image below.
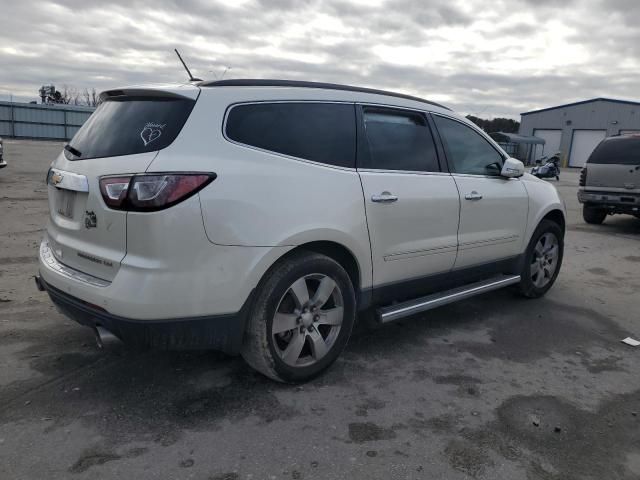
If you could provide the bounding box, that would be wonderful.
[1,140,639,479]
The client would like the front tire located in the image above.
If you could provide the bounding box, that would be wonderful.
[517,220,564,298]
[241,252,356,383]
[583,205,607,224]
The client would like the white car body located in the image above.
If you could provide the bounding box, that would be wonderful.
[37,80,565,370]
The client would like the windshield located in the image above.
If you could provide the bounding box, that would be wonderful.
[65,96,196,160]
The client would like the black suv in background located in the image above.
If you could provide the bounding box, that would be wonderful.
[578,135,640,224]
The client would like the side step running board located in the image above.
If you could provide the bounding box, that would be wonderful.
[377,274,521,324]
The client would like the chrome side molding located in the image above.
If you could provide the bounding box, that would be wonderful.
[377,274,521,323]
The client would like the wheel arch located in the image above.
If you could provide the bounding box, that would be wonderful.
[541,208,566,233]
[524,206,566,249]
[278,241,363,295]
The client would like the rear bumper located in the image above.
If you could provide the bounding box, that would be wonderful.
[37,275,253,354]
[578,189,640,214]
[38,230,288,320]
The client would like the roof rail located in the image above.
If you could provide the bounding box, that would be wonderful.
[197,79,451,110]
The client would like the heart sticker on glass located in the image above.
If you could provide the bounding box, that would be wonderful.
[140,122,166,146]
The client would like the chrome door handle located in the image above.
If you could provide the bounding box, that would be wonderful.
[371,192,398,203]
[464,191,483,200]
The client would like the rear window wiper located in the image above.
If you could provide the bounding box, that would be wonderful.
[64,144,82,157]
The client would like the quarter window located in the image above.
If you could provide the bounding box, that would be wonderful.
[361,107,440,172]
[225,102,356,168]
[434,116,504,175]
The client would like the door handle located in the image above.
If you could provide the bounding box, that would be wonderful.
[464,191,483,201]
[371,192,398,203]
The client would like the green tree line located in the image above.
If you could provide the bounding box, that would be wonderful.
[466,115,520,133]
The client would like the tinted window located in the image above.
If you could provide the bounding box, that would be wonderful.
[225,103,356,168]
[434,116,504,175]
[362,108,439,172]
[65,97,195,160]
[588,137,640,165]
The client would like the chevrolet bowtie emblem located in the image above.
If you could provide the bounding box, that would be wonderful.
[51,172,63,185]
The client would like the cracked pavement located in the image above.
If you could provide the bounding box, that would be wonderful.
[1,140,639,479]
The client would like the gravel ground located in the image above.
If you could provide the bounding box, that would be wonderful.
[1,139,639,480]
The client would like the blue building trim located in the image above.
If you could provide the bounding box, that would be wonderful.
[521,98,640,116]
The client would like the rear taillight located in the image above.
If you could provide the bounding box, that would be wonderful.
[100,176,131,208]
[579,167,587,186]
[99,173,216,211]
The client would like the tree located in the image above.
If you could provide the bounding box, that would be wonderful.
[82,88,100,107]
[466,115,520,133]
[39,85,100,106]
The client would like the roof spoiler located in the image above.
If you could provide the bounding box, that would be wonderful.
[99,87,200,102]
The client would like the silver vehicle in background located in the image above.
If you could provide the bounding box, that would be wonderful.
[0,138,6,169]
[578,134,640,223]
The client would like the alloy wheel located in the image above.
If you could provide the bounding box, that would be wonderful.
[271,274,344,367]
[530,232,559,288]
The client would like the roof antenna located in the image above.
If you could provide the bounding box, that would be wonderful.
[174,49,202,82]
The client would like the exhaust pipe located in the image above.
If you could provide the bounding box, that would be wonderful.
[94,326,121,349]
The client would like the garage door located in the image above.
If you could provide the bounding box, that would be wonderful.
[568,130,607,167]
[533,129,562,160]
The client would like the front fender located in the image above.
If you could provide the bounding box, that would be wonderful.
[521,175,566,246]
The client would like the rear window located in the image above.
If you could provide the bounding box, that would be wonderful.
[65,96,195,160]
[225,102,356,168]
[588,137,640,165]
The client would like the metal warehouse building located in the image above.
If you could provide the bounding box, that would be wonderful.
[0,101,94,141]
[518,98,640,167]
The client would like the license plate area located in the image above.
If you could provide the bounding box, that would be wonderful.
[56,189,76,218]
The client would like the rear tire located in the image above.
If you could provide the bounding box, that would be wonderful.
[241,252,356,383]
[517,220,564,298]
[583,205,607,224]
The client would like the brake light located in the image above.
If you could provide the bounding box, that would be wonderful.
[579,167,587,186]
[99,173,216,211]
[100,176,131,208]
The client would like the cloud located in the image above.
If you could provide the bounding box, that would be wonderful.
[0,0,638,119]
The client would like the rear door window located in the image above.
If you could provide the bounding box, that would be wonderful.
[588,137,640,165]
[65,96,196,160]
[225,102,356,168]
[360,107,440,172]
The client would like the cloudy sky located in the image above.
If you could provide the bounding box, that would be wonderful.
[1,0,638,118]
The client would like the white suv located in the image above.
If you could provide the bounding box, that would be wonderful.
[37,80,565,382]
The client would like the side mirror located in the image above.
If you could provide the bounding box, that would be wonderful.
[501,157,525,178]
